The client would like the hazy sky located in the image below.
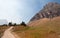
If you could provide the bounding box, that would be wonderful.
[0,0,60,24]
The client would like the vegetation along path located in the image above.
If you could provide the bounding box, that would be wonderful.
[1,26,19,38]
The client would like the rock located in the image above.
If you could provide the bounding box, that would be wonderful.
[30,2,60,21]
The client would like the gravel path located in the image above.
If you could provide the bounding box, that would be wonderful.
[1,27,16,38]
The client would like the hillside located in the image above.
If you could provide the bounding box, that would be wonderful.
[11,16,60,38]
[11,2,60,38]
[1,2,60,38]
[30,2,60,21]
[1,17,60,38]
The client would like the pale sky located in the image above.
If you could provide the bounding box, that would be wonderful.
[0,0,60,24]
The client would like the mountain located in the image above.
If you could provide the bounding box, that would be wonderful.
[0,19,8,25]
[30,2,60,21]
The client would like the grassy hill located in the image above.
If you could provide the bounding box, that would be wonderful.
[12,16,60,38]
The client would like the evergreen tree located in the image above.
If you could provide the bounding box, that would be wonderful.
[8,22,12,26]
[20,21,26,26]
[14,23,16,26]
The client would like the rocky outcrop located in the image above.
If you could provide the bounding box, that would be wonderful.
[30,2,60,21]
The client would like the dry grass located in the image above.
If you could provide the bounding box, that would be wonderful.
[12,16,60,38]
[12,25,29,32]
[0,26,10,37]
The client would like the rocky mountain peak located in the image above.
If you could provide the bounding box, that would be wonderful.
[30,2,60,21]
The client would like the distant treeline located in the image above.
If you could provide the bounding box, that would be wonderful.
[0,21,27,27]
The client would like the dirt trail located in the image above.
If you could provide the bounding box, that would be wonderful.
[1,26,19,38]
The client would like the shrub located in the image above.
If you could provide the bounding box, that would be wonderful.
[20,21,27,26]
[49,31,56,34]
[13,23,17,26]
[8,22,12,26]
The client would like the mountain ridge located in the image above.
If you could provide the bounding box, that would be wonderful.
[30,2,60,21]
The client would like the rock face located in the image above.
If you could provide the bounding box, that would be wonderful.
[30,2,60,21]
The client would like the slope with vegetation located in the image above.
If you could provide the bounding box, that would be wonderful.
[12,16,60,38]
[1,2,60,38]
[11,2,60,38]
